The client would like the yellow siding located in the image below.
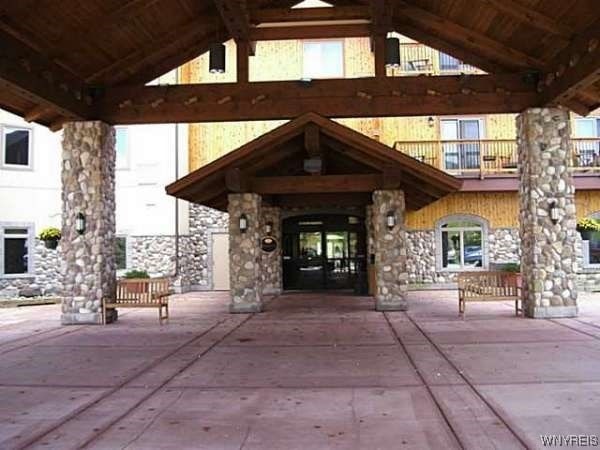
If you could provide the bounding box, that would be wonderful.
[405,192,520,230]
[576,191,600,218]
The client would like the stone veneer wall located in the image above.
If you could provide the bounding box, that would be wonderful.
[228,193,263,312]
[260,206,282,295]
[518,107,578,318]
[372,190,408,310]
[61,121,116,324]
[0,240,62,297]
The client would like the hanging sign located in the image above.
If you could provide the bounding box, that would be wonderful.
[261,236,278,253]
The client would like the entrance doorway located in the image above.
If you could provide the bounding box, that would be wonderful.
[282,214,367,291]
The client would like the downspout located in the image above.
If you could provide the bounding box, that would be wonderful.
[174,68,180,277]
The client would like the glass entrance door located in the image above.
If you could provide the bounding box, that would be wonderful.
[298,231,325,289]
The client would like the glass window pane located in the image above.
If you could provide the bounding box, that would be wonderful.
[442,220,480,229]
[303,41,343,79]
[442,230,461,269]
[299,232,322,257]
[116,237,127,270]
[589,231,600,265]
[4,228,28,235]
[115,128,129,168]
[575,119,596,137]
[4,128,30,166]
[4,237,28,274]
[439,52,460,71]
[463,230,483,267]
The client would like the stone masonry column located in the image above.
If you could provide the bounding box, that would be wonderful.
[228,193,263,313]
[372,190,409,311]
[518,107,578,318]
[260,206,282,295]
[61,121,117,324]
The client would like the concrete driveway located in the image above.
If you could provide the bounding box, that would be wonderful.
[1,290,599,449]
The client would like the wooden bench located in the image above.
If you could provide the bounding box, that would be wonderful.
[458,271,521,317]
[103,278,171,324]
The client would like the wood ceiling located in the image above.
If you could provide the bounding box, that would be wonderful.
[0,0,599,130]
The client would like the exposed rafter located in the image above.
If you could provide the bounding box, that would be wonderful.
[392,1,548,71]
[0,29,93,120]
[213,0,251,42]
[251,5,370,23]
[98,74,540,124]
[540,18,600,115]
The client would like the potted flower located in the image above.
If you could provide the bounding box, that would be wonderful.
[39,227,61,249]
[122,270,150,294]
[577,218,600,241]
[501,262,522,288]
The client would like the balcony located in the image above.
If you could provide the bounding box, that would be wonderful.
[391,43,482,76]
[393,138,600,178]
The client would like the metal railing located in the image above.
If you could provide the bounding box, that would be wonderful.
[393,138,600,177]
[391,43,482,75]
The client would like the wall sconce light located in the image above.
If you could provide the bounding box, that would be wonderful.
[239,214,248,233]
[75,212,86,235]
[428,116,435,127]
[549,201,560,224]
[265,221,273,235]
[209,42,226,73]
[386,210,396,230]
[385,37,401,68]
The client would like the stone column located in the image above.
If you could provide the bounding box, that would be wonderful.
[518,107,578,318]
[61,121,117,324]
[372,190,409,311]
[260,206,282,295]
[228,193,263,313]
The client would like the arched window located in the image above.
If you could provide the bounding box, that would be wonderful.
[436,215,488,271]
[578,212,600,268]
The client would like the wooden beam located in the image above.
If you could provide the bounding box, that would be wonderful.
[275,192,373,208]
[213,0,250,42]
[251,5,370,23]
[251,174,382,194]
[393,1,548,71]
[24,104,52,122]
[0,29,93,120]
[249,23,370,41]
[540,19,600,114]
[225,167,249,192]
[373,34,386,78]
[237,40,249,84]
[480,0,574,40]
[304,123,321,157]
[99,74,540,124]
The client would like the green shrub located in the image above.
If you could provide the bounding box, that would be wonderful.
[123,270,150,279]
[577,218,600,232]
[501,263,521,273]
[39,227,61,241]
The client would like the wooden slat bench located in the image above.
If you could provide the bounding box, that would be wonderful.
[458,271,521,317]
[103,278,171,324]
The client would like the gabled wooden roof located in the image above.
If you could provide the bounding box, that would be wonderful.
[166,112,462,210]
[0,0,599,128]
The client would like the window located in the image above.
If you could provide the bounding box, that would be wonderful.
[1,225,32,276]
[574,118,600,167]
[578,214,600,268]
[437,216,487,271]
[302,41,344,79]
[116,237,127,270]
[2,126,31,168]
[115,127,129,169]
[439,52,461,71]
[441,118,483,172]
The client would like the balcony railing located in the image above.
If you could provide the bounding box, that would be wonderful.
[393,138,600,177]
[392,43,482,75]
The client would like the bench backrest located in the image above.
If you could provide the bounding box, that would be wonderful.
[116,278,170,303]
[458,271,520,297]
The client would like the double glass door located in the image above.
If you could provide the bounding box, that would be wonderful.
[283,216,366,291]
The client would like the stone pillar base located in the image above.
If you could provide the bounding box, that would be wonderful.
[61,308,118,325]
[527,306,578,319]
[262,287,282,295]
[229,303,262,313]
[376,299,408,311]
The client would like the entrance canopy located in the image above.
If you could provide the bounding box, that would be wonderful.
[166,113,461,210]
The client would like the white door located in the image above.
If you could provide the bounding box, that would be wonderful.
[212,233,230,291]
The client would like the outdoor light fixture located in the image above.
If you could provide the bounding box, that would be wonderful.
[549,201,560,224]
[209,42,226,73]
[385,37,401,68]
[75,212,86,235]
[265,221,273,235]
[386,210,396,230]
[428,116,435,127]
[239,214,248,233]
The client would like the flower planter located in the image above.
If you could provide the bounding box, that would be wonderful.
[44,239,59,250]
